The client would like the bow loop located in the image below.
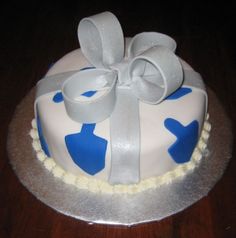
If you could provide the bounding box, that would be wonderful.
[62,69,117,123]
[127,32,177,58]
[129,46,183,104]
[78,12,124,68]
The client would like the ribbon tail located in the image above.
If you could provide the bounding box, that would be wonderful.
[183,69,208,116]
[109,87,140,184]
[36,70,80,100]
[34,70,80,123]
[183,70,206,92]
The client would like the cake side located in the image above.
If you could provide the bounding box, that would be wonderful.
[32,48,210,193]
[30,114,211,194]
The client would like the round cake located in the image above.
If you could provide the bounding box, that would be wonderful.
[30,12,211,193]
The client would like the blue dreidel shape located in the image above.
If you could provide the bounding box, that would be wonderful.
[164,118,199,164]
[166,87,192,100]
[65,123,108,175]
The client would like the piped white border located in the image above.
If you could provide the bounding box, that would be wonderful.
[30,114,211,194]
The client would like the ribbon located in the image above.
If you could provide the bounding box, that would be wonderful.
[35,12,206,184]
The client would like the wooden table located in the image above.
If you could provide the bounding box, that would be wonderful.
[1,2,235,237]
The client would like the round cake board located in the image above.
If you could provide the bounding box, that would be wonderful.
[7,87,233,226]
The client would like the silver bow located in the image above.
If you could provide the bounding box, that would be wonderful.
[36,12,206,185]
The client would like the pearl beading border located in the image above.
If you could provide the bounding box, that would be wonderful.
[30,114,211,194]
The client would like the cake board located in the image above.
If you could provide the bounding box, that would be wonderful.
[7,87,233,226]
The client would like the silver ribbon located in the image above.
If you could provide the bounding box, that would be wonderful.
[35,12,206,185]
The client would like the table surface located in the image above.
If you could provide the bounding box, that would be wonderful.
[1,2,235,238]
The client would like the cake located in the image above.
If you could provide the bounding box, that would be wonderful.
[30,12,211,194]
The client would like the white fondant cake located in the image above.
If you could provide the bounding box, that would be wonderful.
[31,12,211,193]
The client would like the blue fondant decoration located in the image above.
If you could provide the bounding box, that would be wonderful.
[65,123,107,175]
[166,87,192,100]
[81,90,97,97]
[164,118,199,164]
[53,92,63,103]
[36,114,51,157]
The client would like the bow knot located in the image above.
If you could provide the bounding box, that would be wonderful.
[110,60,130,86]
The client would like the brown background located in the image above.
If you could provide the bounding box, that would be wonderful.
[0,2,235,238]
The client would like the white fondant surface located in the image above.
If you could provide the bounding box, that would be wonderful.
[36,49,207,182]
